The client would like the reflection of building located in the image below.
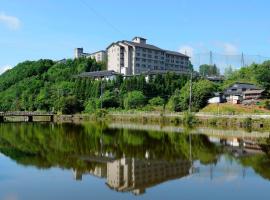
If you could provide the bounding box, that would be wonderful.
[106,158,190,195]
[72,165,107,181]
[72,156,190,195]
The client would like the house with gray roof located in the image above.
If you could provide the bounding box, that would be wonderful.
[224,82,264,103]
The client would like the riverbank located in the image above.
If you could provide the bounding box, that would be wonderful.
[52,111,270,131]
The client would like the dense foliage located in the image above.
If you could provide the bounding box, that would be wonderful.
[168,79,217,112]
[199,64,220,76]
[0,58,105,113]
[2,56,269,114]
[223,61,270,94]
[0,58,191,113]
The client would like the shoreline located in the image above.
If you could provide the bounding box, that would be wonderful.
[2,111,270,131]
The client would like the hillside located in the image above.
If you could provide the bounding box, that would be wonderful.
[0,58,105,112]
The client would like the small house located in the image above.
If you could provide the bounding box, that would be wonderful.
[224,82,264,103]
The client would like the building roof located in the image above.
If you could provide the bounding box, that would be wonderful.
[228,82,261,90]
[165,50,189,57]
[243,89,264,95]
[141,69,190,76]
[77,70,120,78]
[132,36,147,41]
[106,39,189,58]
[89,50,106,55]
[224,82,263,96]
[124,41,164,51]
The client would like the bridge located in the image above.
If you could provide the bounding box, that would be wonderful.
[0,112,55,122]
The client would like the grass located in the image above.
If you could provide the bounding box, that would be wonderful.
[200,103,270,114]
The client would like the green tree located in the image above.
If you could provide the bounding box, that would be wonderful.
[148,96,165,106]
[124,91,146,109]
[199,64,220,76]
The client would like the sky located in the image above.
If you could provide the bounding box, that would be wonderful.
[0,0,270,73]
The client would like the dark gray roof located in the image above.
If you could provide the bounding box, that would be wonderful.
[165,50,189,57]
[77,70,120,78]
[228,82,261,90]
[107,40,189,58]
[141,69,190,76]
[224,82,262,96]
[123,41,163,51]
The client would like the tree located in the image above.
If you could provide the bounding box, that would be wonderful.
[124,91,146,109]
[148,97,165,106]
[59,96,83,114]
[199,64,220,76]
[224,65,233,78]
[168,79,216,112]
[254,61,270,91]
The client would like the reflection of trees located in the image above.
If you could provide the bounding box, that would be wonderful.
[0,123,219,171]
[238,155,270,180]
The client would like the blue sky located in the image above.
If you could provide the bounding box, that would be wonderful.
[0,0,270,73]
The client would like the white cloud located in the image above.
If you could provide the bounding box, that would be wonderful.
[0,12,21,30]
[0,65,12,74]
[179,45,194,57]
[221,43,238,55]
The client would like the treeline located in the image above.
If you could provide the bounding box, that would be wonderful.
[0,58,105,113]
[0,57,218,113]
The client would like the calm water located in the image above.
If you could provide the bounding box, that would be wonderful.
[0,122,270,200]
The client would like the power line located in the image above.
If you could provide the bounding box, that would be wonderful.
[78,0,126,37]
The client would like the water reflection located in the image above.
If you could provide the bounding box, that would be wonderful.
[0,122,270,196]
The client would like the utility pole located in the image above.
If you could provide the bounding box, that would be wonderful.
[100,79,103,109]
[189,71,193,113]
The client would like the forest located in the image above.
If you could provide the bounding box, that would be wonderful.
[0,57,270,114]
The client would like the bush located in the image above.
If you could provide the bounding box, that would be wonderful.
[124,91,146,109]
[101,91,120,108]
[148,96,165,106]
[183,112,197,127]
[264,100,270,110]
[84,98,100,113]
[60,96,83,114]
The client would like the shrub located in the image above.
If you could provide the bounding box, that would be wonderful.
[124,91,146,109]
[183,112,197,127]
[148,97,165,106]
[60,96,83,114]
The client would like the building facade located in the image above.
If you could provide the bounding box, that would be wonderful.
[107,37,190,75]
[74,48,106,62]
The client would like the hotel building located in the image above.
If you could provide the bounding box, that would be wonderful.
[107,37,190,75]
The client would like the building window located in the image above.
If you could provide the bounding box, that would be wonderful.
[137,53,140,56]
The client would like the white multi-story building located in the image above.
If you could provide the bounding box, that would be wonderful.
[107,37,190,75]
[74,48,106,62]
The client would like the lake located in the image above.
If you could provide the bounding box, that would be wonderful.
[0,122,270,200]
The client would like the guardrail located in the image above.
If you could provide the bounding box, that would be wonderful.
[0,111,54,116]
